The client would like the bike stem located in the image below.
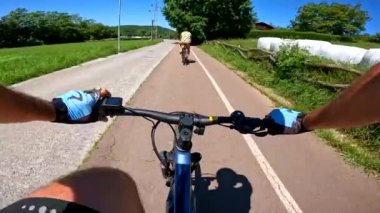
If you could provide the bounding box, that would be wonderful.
[176,115,194,151]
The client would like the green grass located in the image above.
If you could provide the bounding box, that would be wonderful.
[200,43,380,175]
[332,41,380,49]
[317,130,380,174]
[0,39,160,85]
[222,39,258,49]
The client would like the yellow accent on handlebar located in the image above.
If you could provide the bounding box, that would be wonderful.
[209,116,218,121]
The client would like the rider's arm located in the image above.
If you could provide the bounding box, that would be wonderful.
[265,63,380,135]
[0,85,55,123]
[303,63,380,130]
[0,85,110,124]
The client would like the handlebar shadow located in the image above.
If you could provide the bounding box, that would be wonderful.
[193,167,252,213]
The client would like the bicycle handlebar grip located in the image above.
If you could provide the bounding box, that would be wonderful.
[230,110,263,134]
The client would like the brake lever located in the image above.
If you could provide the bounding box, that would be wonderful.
[251,128,269,137]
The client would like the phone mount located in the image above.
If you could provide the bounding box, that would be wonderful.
[99,97,124,116]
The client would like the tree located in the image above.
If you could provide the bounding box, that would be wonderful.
[163,0,256,42]
[291,2,370,35]
[88,23,116,40]
[0,8,116,47]
[0,8,33,46]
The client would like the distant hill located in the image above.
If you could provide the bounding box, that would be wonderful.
[111,25,177,39]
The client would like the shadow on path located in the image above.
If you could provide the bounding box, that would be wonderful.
[193,167,253,213]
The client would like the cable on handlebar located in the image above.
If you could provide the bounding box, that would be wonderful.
[151,119,177,170]
[124,107,156,125]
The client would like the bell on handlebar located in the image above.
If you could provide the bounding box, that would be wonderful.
[230,110,245,126]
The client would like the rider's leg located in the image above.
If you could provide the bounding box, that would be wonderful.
[29,167,145,213]
[186,43,191,55]
[179,43,184,54]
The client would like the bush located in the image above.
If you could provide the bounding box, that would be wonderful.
[249,30,341,41]
[275,45,308,79]
[249,29,360,42]
[340,35,356,42]
[369,33,380,43]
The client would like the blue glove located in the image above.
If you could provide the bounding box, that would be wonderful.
[52,89,101,123]
[264,108,309,135]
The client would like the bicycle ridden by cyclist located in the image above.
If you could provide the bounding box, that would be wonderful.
[1,62,380,212]
[179,27,191,55]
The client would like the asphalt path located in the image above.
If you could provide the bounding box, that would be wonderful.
[84,47,380,213]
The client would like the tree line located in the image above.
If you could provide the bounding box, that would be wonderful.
[0,2,376,48]
[163,1,374,42]
[0,8,116,47]
[114,25,177,39]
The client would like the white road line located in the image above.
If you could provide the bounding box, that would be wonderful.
[191,50,303,213]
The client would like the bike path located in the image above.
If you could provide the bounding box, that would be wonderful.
[84,47,380,213]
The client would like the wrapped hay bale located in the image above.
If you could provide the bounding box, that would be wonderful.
[257,37,282,51]
[360,49,380,67]
[295,39,333,56]
[267,39,297,52]
[320,45,366,64]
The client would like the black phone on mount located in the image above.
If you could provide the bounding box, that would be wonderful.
[98,97,124,117]
[101,97,123,110]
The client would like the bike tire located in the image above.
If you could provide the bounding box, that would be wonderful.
[166,182,175,213]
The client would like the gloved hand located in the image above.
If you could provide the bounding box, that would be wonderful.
[51,88,111,123]
[264,108,310,135]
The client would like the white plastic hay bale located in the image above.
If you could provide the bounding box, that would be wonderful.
[257,37,282,51]
[318,45,335,58]
[295,39,332,56]
[258,37,369,65]
[282,39,298,48]
[269,39,297,52]
[269,39,283,52]
[321,45,366,64]
[360,49,380,67]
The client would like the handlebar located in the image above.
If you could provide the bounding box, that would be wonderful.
[99,98,266,135]
[106,107,236,126]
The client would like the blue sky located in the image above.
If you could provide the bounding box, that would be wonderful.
[0,0,378,34]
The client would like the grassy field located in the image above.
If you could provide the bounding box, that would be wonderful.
[222,39,258,49]
[225,39,380,50]
[201,42,380,175]
[0,39,160,85]
[332,41,380,49]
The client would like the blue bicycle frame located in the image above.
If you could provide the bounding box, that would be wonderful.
[175,149,192,212]
[167,148,192,213]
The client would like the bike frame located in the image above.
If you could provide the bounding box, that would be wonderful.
[166,148,192,213]
[166,115,196,213]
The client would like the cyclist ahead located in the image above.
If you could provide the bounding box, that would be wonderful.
[1,61,380,212]
[179,27,191,55]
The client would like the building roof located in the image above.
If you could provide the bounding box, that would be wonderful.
[254,22,274,29]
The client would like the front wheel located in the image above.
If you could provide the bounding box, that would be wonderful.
[166,182,175,213]
[191,192,197,213]
[191,163,202,213]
